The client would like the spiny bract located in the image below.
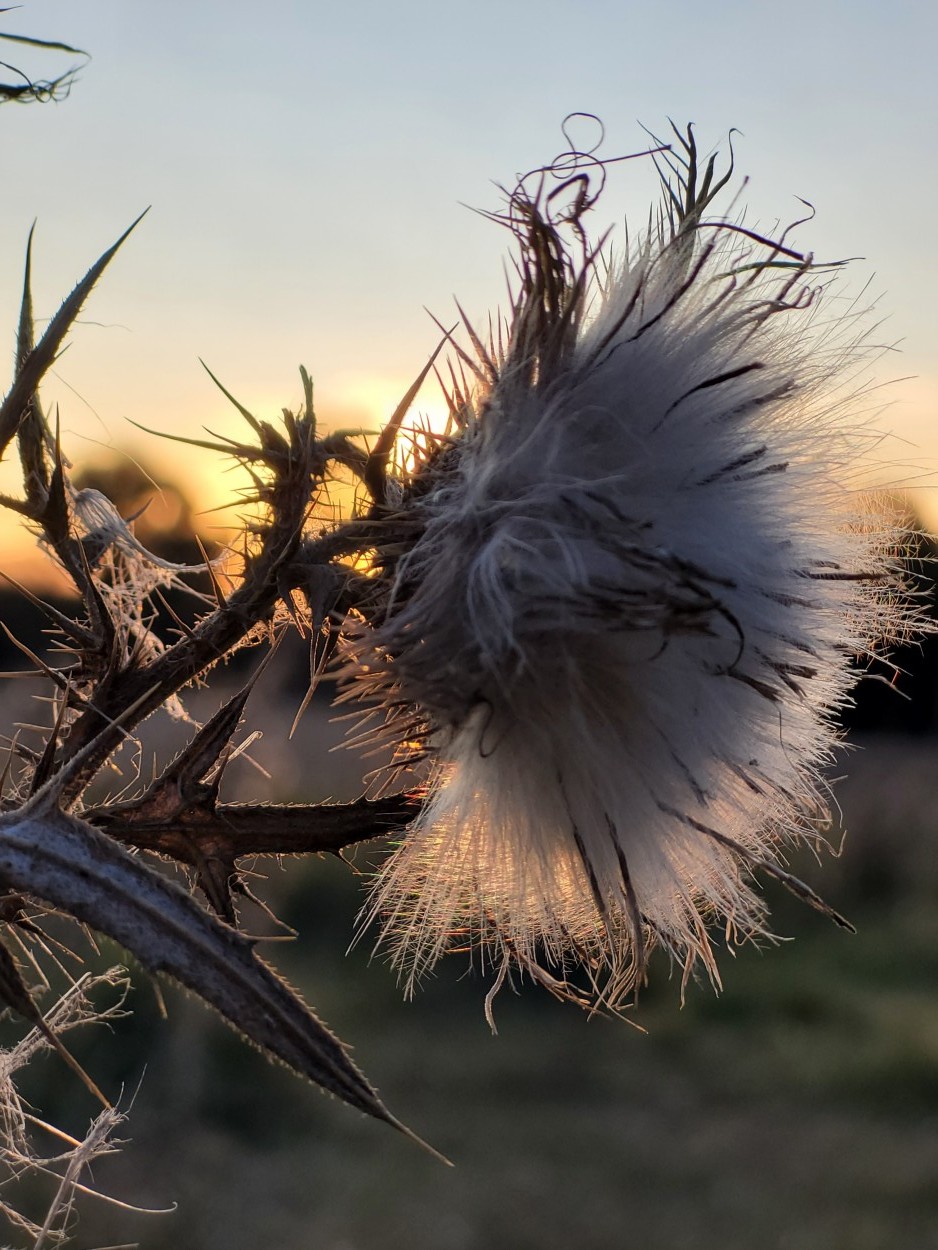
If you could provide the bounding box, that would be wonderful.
[346,123,917,1011]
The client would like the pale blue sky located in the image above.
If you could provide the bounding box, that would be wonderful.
[2,0,937,525]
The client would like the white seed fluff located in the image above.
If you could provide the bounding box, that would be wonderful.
[350,129,914,1009]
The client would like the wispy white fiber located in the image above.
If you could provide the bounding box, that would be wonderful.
[65,487,217,719]
[348,125,918,1010]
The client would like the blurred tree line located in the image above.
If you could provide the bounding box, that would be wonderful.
[3,454,938,733]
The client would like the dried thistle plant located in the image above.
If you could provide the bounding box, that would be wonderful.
[0,214,441,1169]
[0,118,924,1225]
[347,121,922,1011]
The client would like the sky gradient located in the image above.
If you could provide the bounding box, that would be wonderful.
[2,0,937,572]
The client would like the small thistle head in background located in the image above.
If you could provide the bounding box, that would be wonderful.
[346,121,919,1011]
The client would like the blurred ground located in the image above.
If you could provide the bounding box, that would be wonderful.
[1,656,936,1249]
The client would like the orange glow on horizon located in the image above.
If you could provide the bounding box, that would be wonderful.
[1,539,75,597]
[0,369,452,593]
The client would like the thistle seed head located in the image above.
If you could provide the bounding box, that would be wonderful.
[346,124,920,1010]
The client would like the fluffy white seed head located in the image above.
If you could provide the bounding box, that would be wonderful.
[346,126,917,1010]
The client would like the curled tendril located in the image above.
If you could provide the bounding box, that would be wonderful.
[489,114,671,264]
